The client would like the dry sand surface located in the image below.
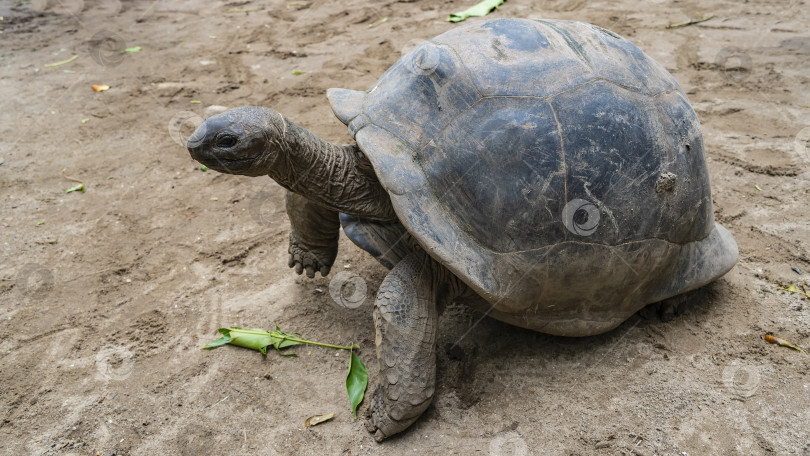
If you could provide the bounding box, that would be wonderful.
[1,0,809,454]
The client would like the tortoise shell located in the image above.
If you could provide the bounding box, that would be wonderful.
[327,18,737,336]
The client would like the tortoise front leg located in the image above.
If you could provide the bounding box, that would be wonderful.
[285,191,340,278]
[366,250,452,441]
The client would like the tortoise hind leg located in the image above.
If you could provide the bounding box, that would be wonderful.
[366,250,443,441]
[639,286,711,322]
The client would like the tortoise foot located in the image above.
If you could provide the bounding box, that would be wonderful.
[365,385,422,442]
[287,230,336,278]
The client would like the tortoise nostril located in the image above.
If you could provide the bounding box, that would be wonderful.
[187,131,205,150]
[187,123,209,150]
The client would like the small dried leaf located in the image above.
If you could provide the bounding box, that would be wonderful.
[44,54,78,67]
[91,84,110,92]
[368,17,388,28]
[765,333,806,353]
[304,413,335,428]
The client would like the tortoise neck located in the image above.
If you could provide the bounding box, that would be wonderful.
[265,114,397,222]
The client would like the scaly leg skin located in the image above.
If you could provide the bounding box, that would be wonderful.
[285,191,340,278]
[366,250,460,441]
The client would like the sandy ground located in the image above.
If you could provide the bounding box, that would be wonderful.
[1,0,809,454]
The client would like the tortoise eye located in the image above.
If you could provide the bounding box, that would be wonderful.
[216,134,238,148]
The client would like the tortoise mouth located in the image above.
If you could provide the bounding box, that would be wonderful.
[199,155,259,173]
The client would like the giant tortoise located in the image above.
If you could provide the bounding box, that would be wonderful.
[187,18,738,441]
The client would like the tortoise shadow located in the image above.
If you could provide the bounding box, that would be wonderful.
[434,281,725,410]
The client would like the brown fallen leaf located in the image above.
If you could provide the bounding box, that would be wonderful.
[91,84,110,92]
[765,333,806,353]
[304,413,335,428]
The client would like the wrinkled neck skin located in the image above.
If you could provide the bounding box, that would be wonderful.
[257,110,397,223]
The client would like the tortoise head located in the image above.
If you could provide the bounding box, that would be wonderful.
[187,106,281,176]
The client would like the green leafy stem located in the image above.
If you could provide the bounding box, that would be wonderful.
[203,325,368,417]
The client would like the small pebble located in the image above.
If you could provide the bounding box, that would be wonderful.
[792,266,802,274]
[0,157,4,165]
[314,288,323,294]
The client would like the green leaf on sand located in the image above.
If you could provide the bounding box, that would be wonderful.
[346,349,367,417]
[448,0,504,23]
[200,165,209,172]
[203,325,369,416]
[202,325,359,354]
[203,326,304,355]
[123,46,142,53]
[66,183,85,193]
